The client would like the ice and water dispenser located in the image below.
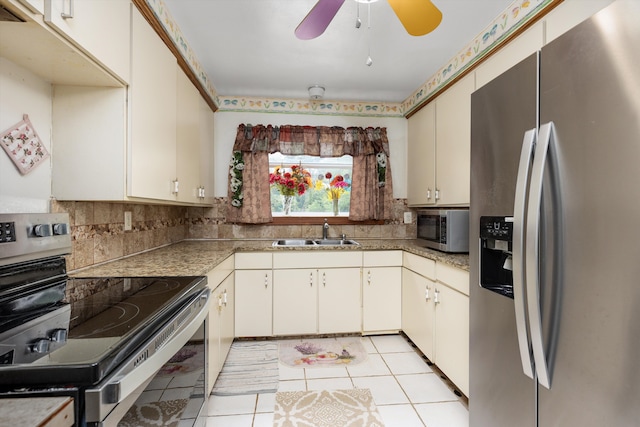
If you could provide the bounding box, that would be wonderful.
[479,216,514,298]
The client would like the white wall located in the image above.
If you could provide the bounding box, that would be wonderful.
[0,58,52,213]
[213,111,408,199]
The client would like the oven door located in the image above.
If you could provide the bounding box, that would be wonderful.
[85,288,209,426]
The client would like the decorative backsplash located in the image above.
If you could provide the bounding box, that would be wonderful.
[53,198,415,273]
[144,0,554,117]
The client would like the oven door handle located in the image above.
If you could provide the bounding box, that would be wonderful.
[84,288,210,423]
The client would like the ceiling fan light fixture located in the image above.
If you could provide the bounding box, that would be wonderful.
[309,85,325,100]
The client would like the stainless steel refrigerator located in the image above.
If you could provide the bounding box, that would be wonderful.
[469,1,640,426]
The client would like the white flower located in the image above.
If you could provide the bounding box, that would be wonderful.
[235,162,245,171]
[230,183,239,192]
[231,198,242,207]
[231,177,242,187]
[376,152,387,168]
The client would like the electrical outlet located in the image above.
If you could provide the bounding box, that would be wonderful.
[403,211,412,224]
[124,211,132,231]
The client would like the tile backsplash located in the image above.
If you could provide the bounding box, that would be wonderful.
[52,198,416,272]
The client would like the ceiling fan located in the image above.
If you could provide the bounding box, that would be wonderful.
[295,0,443,40]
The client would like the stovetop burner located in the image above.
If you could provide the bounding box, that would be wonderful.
[0,275,207,389]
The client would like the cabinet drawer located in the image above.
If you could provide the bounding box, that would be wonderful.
[273,251,362,269]
[402,252,436,279]
[235,252,272,269]
[363,250,402,267]
[436,263,469,296]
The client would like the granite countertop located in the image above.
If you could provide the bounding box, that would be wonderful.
[69,239,469,278]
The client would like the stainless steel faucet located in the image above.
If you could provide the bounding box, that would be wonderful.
[322,218,329,239]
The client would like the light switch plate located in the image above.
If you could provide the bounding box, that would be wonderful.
[403,211,412,224]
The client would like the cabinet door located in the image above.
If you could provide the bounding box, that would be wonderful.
[199,97,215,204]
[273,269,317,335]
[435,73,474,206]
[129,7,177,201]
[407,102,436,206]
[176,66,201,204]
[219,273,235,366]
[207,285,222,394]
[235,270,272,337]
[318,268,361,334]
[44,0,130,81]
[434,284,469,396]
[363,266,401,333]
[402,268,435,360]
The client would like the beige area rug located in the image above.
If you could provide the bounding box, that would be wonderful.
[279,337,368,368]
[274,389,385,427]
[212,341,279,395]
[118,399,189,427]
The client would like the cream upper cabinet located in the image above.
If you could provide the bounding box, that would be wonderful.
[44,0,130,82]
[198,97,215,204]
[434,73,474,206]
[17,0,44,14]
[129,5,177,201]
[407,73,474,207]
[407,102,436,206]
[176,67,202,204]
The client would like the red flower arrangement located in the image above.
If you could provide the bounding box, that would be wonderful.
[269,165,312,197]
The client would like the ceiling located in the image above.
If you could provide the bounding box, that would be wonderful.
[161,0,513,103]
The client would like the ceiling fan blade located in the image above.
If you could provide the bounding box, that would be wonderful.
[295,0,346,40]
[387,0,443,36]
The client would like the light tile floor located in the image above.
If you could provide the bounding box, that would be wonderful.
[204,334,468,427]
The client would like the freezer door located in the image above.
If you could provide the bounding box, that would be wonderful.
[469,53,538,427]
[537,0,640,425]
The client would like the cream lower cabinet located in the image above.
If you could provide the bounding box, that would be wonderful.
[317,267,361,334]
[434,263,469,396]
[272,251,362,336]
[206,255,234,395]
[402,253,436,360]
[234,253,273,337]
[273,269,318,335]
[363,251,402,334]
[401,252,470,396]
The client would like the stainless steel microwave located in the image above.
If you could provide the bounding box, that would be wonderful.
[416,209,470,253]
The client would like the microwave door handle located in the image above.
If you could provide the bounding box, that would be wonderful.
[513,128,537,380]
[526,122,555,389]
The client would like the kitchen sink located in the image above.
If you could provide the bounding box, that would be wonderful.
[272,239,316,246]
[272,239,359,247]
[313,239,359,246]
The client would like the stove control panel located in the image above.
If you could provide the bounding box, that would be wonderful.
[0,213,71,266]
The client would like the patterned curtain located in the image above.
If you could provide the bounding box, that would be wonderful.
[225,124,393,223]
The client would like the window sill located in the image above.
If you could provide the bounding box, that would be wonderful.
[270,216,383,226]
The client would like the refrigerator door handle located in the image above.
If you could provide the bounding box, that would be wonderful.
[513,128,537,380]
[525,121,555,389]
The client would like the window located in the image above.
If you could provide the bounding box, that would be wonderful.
[269,153,352,216]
